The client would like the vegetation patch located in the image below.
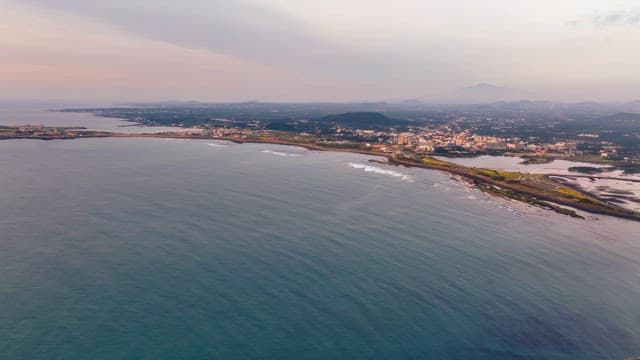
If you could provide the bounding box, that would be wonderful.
[421,156,454,167]
[476,168,523,181]
[568,166,604,174]
[554,187,590,200]
[520,156,554,165]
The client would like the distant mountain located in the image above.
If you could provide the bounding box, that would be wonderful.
[436,83,528,104]
[318,112,405,128]
[601,112,640,121]
[572,101,606,110]
[586,112,640,131]
[621,100,640,113]
[398,99,424,106]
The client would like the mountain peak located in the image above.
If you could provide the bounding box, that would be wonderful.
[436,83,525,104]
[464,83,510,90]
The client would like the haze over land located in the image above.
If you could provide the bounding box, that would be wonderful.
[1,0,640,102]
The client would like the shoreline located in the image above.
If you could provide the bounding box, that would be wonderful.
[111,133,640,222]
[4,131,640,222]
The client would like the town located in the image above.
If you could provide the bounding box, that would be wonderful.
[59,101,640,166]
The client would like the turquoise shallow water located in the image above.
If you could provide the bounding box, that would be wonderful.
[1,138,639,359]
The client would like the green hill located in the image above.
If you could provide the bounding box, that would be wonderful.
[318,112,406,128]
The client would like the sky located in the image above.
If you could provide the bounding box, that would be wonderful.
[1,0,639,102]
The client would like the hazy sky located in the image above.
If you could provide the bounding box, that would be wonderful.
[1,0,639,102]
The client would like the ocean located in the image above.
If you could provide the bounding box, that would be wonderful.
[1,107,639,359]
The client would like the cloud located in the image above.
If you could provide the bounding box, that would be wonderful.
[593,11,640,27]
[16,0,418,80]
[19,1,324,66]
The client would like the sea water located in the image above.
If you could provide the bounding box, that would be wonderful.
[1,137,639,359]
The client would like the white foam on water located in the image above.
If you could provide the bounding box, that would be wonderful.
[261,150,302,157]
[348,162,413,182]
[207,143,227,147]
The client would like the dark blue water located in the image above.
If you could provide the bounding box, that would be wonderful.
[1,138,639,359]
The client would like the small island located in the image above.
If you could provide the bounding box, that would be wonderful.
[568,166,606,174]
[519,156,554,165]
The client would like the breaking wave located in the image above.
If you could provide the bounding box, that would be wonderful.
[348,162,413,182]
[261,150,302,157]
[207,143,228,147]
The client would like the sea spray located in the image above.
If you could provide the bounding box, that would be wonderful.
[348,162,413,182]
[261,150,302,157]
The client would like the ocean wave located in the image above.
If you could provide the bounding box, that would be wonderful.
[348,162,413,182]
[261,150,302,157]
[207,143,227,147]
